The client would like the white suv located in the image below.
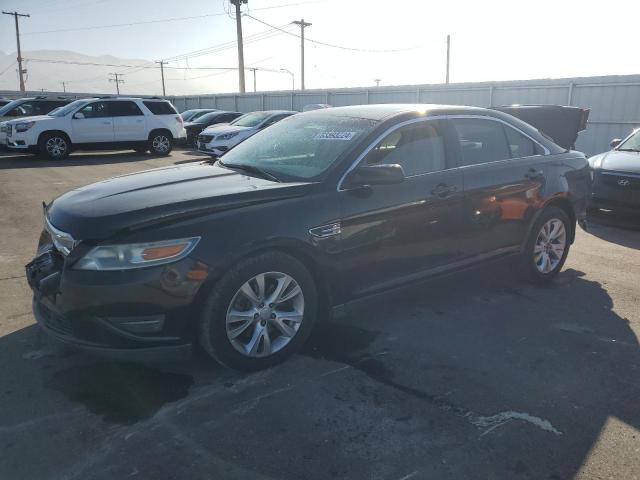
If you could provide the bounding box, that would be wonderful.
[197,110,296,157]
[5,97,186,159]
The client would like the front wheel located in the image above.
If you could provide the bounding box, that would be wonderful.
[518,206,572,284]
[198,252,318,370]
[39,133,70,160]
[148,132,173,155]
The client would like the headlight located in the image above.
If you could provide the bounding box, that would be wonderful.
[15,121,35,132]
[218,132,238,141]
[73,237,200,271]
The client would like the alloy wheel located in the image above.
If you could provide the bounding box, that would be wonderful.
[533,218,567,274]
[152,135,170,153]
[225,272,304,358]
[46,137,67,158]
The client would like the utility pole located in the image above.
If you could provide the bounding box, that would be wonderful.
[374,78,381,87]
[61,81,67,93]
[230,0,247,93]
[445,34,450,84]
[292,19,311,90]
[156,60,168,96]
[109,73,124,94]
[2,11,30,92]
[249,67,258,92]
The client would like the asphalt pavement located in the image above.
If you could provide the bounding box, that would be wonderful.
[0,148,638,480]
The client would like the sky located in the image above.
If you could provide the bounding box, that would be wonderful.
[0,0,639,95]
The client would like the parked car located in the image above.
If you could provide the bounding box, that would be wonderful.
[588,128,640,214]
[197,110,296,156]
[5,97,186,159]
[180,108,218,123]
[183,111,242,146]
[25,104,589,370]
[0,96,73,147]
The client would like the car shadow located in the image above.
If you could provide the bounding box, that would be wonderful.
[1,262,638,479]
[587,210,640,249]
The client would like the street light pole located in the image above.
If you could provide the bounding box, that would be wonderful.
[280,69,294,91]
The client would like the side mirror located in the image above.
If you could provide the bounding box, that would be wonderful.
[347,164,405,187]
[73,112,85,119]
[610,138,622,148]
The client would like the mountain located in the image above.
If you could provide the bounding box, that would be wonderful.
[0,49,217,96]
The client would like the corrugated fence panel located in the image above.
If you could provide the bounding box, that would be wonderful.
[264,95,292,110]
[329,92,368,106]
[197,96,218,108]
[215,96,236,111]
[492,86,569,106]
[369,90,416,104]
[419,88,490,107]
[573,84,640,121]
[237,96,263,112]
[293,93,328,110]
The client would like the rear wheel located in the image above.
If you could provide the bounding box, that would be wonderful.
[518,206,571,283]
[39,132,70,160]
[198,252,318,370]
[148,132,173,155]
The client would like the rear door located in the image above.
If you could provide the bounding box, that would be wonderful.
[71,101,115,144]
[449,116,547,257]
[337,118,465,298]
[111,101,146,141]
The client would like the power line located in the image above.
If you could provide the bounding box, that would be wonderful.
[246,14,421,53]
[0,62,17,77]
[108,72,124,94]
[21,0,328,36]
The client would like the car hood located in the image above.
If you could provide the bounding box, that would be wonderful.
[47,162,312,240]
[201,124,254,135]
[5,115,53,124]
[589,150,640,174]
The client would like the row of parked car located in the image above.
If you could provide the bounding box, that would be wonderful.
[1,96,638,218]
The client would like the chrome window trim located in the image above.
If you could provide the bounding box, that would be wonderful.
[337,114,550,192]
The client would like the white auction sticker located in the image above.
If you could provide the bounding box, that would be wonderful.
[314,131,356,141]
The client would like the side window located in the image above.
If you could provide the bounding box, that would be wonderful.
[263,114,289,127]
[450,118,510,166]
[222,113,241,122]
[110,101,143,117]
[364,122,447,176]
[79,101,110,118]
[504,125,537,158]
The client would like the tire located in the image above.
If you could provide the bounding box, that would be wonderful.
[518,206,572,284]
[38,132,70,160]
[148,131,173,155]
[198,252,318,371]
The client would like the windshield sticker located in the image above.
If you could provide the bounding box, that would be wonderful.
[314,131,356,141]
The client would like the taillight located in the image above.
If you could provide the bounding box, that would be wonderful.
[176,115,183,125]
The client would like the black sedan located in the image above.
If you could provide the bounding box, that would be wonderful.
[589,129,640,214]
[26,104,589,370]
[183,111,242,146]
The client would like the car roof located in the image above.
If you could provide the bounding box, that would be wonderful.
[305,104,493,121]
[243,110,296,115]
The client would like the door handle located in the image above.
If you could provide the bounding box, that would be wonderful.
[525,168,544,180]
[431,183,455,198]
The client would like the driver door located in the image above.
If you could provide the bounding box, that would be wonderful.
[336,119,465,299]
[70,101,115,144]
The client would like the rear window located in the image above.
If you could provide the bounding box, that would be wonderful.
[143,101,178,115]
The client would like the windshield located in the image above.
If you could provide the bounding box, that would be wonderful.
[180,110,198,121]
[49,99,90,117]
[618,130,640,152]
[194,112,221,123]
[219,112,379,181]
[189,110,214,121]
[0,99,26,116]
[230,111,271,128]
